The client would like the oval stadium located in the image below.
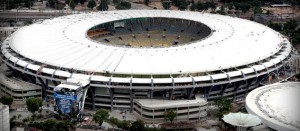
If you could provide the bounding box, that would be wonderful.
[0,10,299,121]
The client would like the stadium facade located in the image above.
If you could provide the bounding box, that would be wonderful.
[0,10,299,121]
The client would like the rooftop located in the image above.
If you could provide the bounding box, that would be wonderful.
[6,10,285,75]
[246,82,300,131]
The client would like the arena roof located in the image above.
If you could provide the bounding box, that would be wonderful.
[246,82,300,131]
[8,10,286,75]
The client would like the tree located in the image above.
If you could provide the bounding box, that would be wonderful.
[164,110,177,123]
[174,0,187,10]
[295,73,300,80]
[41,119,57,130]
[130,120,145,131]
[113,0,120,5]
[0,96,13,107]
[97,0,109,11]
[65,0,76,9]
[214,97,232,120]
[93,108,109,126]
[283,20,297,32]
[79,0,86,4]
[144,0,149,5]
[87,0,96,9]
[253,6,262,14]
[24,0,36,8]
[48,0,57,8]
[162,2,171,9]
[116,1,131,10]
[118,120,131,130]
[268,21,283,31]
[109,117,120,128]
[26,98,42,113]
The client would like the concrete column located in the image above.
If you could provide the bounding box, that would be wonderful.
[130,89,133,113]
[188,87,195,99]
[187,106,190,121]
[109,88,114,111]
[150,89,153,99]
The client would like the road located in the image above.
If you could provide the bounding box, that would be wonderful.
[0,10,81,20]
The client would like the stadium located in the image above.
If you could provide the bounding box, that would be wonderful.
[0,10,299,121]
[246,82,300,131]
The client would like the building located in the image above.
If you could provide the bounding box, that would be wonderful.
[134,95,207,122]
[0,27,19,42]
[246,82,300,131]
[0,103,10,131]
[0,10,299,121]
[0,64,42,100]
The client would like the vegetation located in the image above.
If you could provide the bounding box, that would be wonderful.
[295,73,300,80]
[109,118,165,131]
[47,0,58,8]
[162,2,171,10]
[173,0,188,10]
[144,0,149,6]
[26,98,42,113]
[164,110,177,123]
[65,0,76,9]
[190,1,217,11]
[0,96,13,108]
[130,119,145,131]
[97,0,109,11]
[93,108,109,126]
[214,97,232,120]
[87,0,96,9]
[216,5,226,15]
[268,20,300,45]
[28,119,77,131]
[116,1,131,10]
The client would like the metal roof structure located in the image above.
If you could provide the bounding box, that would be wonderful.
[246,82,300,131]
[6,10,287,75]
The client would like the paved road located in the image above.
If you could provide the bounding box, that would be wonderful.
[0,12,65,20]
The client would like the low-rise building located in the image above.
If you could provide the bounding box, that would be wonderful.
[133,95,208,122]
[0,65,42,100]
[0,103,10,131]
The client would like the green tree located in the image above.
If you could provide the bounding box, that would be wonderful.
[87,0,96,9]
[48,0,57,8]
[162,2,171,9]
[0,96,13,107]
[283,20,297,32]
[130,120,145,131]
[164,110,177,123]
[109,117,120,128]
[41,119,57,130]
[97,0,109,11]
[144,0,149,5]
[10,115,17,129]
[253,6,262,14]
[217,5,226,15]
[26,98,42,113]
[190,3,197,11]
[65,0,76,9]
[118,120,131,130]
[116,1,131,10]
[93,108,109,126]
[214,97,232,120]
[174,0,187,10]
[24,0,36,8]
[268,21,283,31]
[295,73,300,80]
[113,0,120,4]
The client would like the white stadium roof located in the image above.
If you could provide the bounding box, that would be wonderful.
[246,82,300,131]
[8,10,285,75]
